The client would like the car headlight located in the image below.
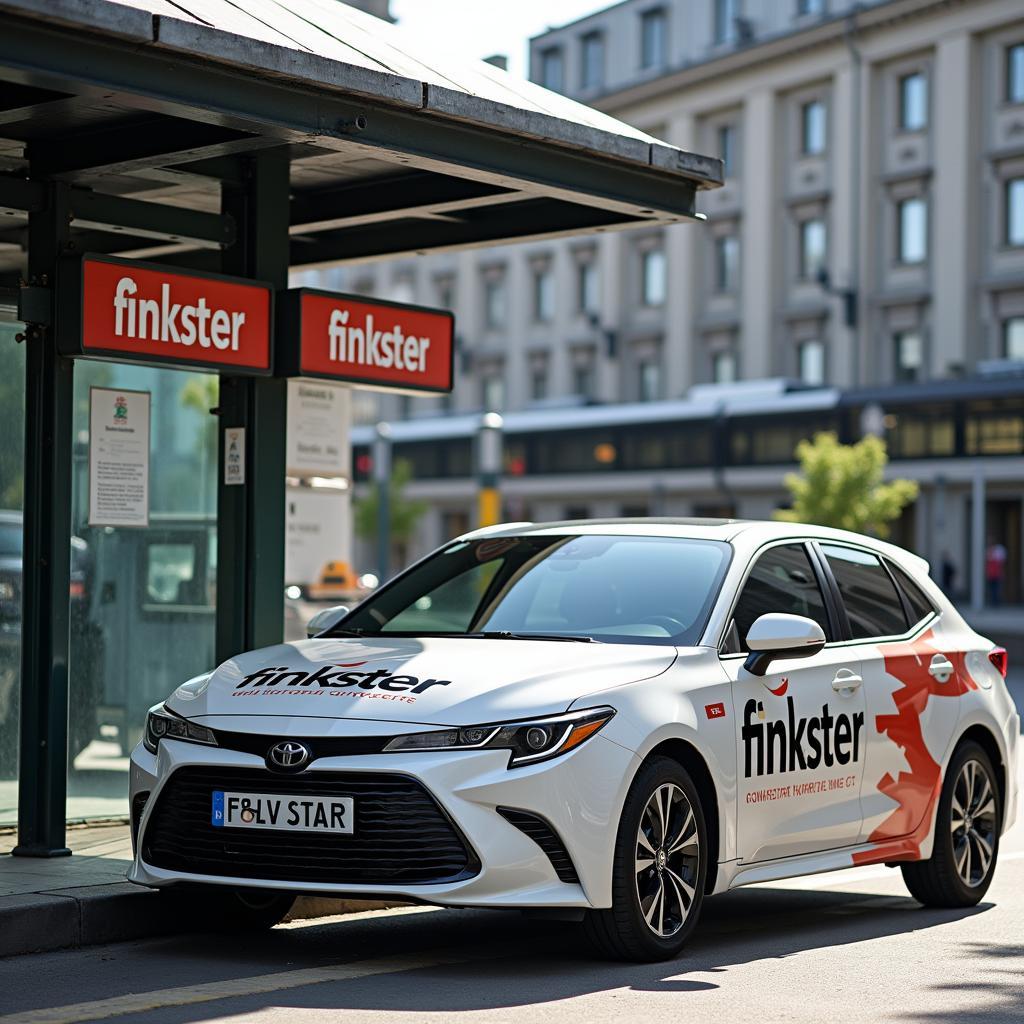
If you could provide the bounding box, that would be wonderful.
[143,704,218,754]
[382,707,615,768]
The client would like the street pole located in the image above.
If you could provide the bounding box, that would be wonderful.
[373,422,392,584]
[477,412,503,528]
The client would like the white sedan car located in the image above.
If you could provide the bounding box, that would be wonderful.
[129,519,1019,961]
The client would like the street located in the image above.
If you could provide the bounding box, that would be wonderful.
[1,674,1021,1024]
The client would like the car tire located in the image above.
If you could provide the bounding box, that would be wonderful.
[584,755,708,962]
[900,740,1001,908]
[194,888,296,931]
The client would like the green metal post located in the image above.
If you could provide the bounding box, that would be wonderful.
[14,182,73,856]
[215,149,290,663]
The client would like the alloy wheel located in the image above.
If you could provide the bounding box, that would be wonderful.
[634,782,700,937]
[950,758,998,888]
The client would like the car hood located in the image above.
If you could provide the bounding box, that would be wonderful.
[166,635,677,727]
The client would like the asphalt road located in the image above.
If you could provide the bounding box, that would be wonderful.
[1,675,1022,1024]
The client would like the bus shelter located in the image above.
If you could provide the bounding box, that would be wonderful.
[0,0,720,855]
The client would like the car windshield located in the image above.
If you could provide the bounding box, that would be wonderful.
[335,534,731,646]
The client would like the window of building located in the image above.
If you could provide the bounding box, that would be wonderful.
[640,8,667,69]
[573,362,595,399]
[580,31,605,90]
[641,248,666,306]
[483,276,506,329]
[532,266,554,322]
[714,234,740,292]
[800,99,826,155]
[797,339,825,385]
[718,123,736,177]
[894,330,924,382]
[482,374,505,411]
[539,47,564,92]
[714,0,737,45]
[1006,178,1024,247]
[638,359,660,401]
[435,277,455,310]
[821,544,910,639]
[712,349,737,383]
[796,0,824,15]
[577,260,599,314]
[897,197,927,263]
[798,218,826,280]
[898,71,927,131]
[730,544,833,652]
[1004,317,1024,360]
[1007,43,1024,104]
[530,368,548,401]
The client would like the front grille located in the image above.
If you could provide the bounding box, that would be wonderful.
[209,729,391,760]
[143,767,477,885]
[497,806,580,884]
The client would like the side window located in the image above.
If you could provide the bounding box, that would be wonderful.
[888,561,936,627]
[821,544,909,639]
[730,543,832,653]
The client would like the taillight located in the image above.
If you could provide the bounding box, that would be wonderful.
[988,647,1008,678]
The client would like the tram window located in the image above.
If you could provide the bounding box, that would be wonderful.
[146,542,204,606]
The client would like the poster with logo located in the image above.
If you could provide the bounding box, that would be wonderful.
[88,387,150,527]
[286,380,351,478]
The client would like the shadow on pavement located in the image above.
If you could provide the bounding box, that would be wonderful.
[69,884,999,1023]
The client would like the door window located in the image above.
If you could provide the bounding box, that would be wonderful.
[730,543,831,653]
[821,545,908,639]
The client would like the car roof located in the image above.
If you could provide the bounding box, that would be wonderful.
[459,517,928,570]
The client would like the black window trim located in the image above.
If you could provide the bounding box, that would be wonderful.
[883,556,938,631]
[812,539,936,646]
[717,538,843,658]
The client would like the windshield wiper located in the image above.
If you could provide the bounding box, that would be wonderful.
[467,631,599,643]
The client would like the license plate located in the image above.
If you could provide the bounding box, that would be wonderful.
[211,790,354,834]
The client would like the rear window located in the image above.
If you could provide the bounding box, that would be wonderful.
[888,561,936,626]
[821,544,908,640]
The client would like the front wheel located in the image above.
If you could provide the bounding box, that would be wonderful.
[584,756,708,961]
[901,741,1001,907]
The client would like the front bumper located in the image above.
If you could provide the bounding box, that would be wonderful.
[129,729,638,909]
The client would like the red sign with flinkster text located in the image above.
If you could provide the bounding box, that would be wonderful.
[295,290,454,393]
[80,256,272,372]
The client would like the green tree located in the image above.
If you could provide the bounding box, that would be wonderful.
[774,432,918,538]
[354,458,428,568]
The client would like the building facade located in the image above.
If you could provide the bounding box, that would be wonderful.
[298,0,1024,606]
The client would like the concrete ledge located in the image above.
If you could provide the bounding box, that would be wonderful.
[0,883,406,958]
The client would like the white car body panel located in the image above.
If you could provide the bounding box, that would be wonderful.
[128,519,1020,910]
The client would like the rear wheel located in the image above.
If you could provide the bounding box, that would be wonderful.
[584,756,707,961]
[195,888,296,930]
[901,741,1001,907]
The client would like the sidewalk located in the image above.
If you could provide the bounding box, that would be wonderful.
[0,823,400,958]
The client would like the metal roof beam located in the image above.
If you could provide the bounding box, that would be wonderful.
[289,172,520,234]
[289,199,636,267]
[69,190,234,248]
[27,117,276,181]
[0,82,79,127]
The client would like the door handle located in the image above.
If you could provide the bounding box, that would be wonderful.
[928,654,955,683]
[831,669,862,695]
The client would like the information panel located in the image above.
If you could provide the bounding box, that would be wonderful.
[88,387,150,528]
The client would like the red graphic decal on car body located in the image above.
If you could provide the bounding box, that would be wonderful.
[853,630,977,866]
[766,677,789,697]
[705,702,726,719]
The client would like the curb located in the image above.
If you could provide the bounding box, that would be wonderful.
[0,884,404,958]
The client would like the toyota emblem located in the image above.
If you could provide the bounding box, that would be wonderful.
[267,740,311,771]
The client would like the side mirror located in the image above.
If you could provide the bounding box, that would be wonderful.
[742,613,826,676]
[306,605,349,638]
